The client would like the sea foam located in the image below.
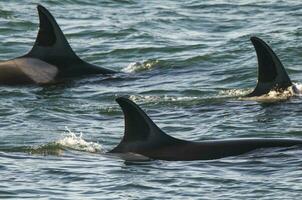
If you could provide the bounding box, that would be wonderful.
[55,127,103,153]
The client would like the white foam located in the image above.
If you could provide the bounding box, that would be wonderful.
[241,86,295,102]
[292,83,302,96]
[220,83,302,101]
[219,89,252,97]
[129,94,198,103]
[129,84,302,104]
[55,127,103,153]
[122,60,159,73]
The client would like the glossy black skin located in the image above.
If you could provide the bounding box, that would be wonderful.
[110,97,302,161]
[246,37,292,97]
[0,5,116,85]
[118,138,302,161]
[23,5,116,78]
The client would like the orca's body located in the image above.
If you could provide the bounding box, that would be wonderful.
[0,5,115,85]
[246,37,296,97]
[109,97,302,161]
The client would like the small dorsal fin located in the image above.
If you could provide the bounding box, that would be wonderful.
[246,37,292,97]
[24,5,80,63]
[110,97,183,153]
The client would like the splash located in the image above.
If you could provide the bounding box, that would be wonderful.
[129,94,199,104]
[55,127,104,153]
[240,86,296,102]
[20,128,103,156]
[122,59,160,73]
[292,83,302,96]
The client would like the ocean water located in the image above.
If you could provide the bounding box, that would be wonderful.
[1,0,302,199]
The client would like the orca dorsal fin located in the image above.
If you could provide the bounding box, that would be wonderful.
[110,97,183,153]
[246,37,292,97]
[24,5,80,63]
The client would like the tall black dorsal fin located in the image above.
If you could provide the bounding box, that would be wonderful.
[109,97,184,153]
[24,5,80,62]
[246,37,292,97]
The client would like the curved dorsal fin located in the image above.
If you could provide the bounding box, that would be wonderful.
[24,5,80,63]
[110,97,183,153]
[23,5,116,76]
[246,37,292,97]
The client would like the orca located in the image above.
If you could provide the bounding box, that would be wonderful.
[0,5,116,85]
[109,97,302,161]
[246,37,296,97]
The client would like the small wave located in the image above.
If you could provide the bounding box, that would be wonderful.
[26,143,64,156]
[122,59,160,73]
[23,128,104,156]
[55,127,104,153]
[0,128,104,156]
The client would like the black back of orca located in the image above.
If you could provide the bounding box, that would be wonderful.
[23,5,116,78]
[110,97,186,155]
[110,97,302,161]
[246,37,292,97]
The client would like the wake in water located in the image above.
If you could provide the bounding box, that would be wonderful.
[127,83,302,106]
[25,127,104,156]
[55,127,103,153]
[122,59,160,73]
[219,88,252,98]
[129,95,199,103]
[220,83,302,102]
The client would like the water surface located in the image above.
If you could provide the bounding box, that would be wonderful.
[1,0,302,199]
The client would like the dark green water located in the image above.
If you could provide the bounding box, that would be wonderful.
[1,0,302,199]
